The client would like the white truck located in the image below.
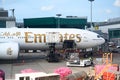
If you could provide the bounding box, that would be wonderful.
[66,53,92,67]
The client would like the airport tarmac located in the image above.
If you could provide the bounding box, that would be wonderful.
[0,52,120,80]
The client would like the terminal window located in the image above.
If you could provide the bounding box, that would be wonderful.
[19,76,30,80]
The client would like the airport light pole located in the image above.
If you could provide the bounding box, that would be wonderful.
[56,14,62,28]
[88,0,94,28]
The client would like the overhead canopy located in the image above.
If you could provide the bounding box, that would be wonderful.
[24,17,87,29]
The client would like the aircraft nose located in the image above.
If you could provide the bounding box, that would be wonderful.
[96,34,105,45]
[101,38,105,44]
[95,38,105,46]
[93,36,105,46]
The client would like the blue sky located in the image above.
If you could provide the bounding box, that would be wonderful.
[0,0,120,22]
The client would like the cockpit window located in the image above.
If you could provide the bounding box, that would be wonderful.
[97,35,101,38]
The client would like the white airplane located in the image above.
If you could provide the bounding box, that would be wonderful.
[0,28,105,59]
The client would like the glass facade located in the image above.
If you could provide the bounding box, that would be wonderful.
[0,21,6,28]
[24,17,87,29]
[108,28,120,39]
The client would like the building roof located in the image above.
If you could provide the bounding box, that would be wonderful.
[95,17,120,26]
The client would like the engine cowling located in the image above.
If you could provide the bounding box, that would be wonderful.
[0,42,19,59]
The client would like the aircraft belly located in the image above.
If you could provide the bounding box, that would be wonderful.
[20,43,47,50]
[19,43,63,50]
[77,42,95,48]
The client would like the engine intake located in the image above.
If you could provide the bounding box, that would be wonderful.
[0,42,19,59]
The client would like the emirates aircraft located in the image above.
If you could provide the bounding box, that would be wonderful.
[0,28,105,59]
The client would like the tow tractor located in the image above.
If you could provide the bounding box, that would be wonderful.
[66,52,93,67]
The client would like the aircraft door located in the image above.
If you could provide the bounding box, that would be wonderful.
[63,40,76,49]
[83,33,88,42]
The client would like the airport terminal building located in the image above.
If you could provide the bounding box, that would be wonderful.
[96,17,120,34]
[0,8,16,28]
[108,28,120,47]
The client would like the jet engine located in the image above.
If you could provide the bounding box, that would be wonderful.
[0,42,19,59]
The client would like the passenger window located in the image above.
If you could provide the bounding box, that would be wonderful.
[19,77,30,80]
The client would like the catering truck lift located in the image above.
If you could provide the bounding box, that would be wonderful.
[46,32,60,62]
